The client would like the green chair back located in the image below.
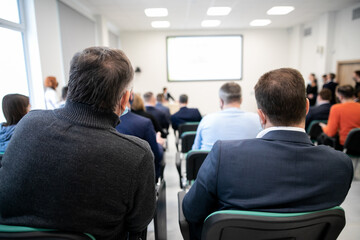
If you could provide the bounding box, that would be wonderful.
[0,224,95,240]
[202,207,345,240]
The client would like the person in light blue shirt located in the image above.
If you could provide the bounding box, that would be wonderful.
[192,82,262,150]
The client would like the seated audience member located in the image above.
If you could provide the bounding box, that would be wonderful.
[163,87,175,102]
[192,82,261,150]
[353,70,360,91]
[0,94,30,153]
[58,86,68,108]
[306,73,318,106]
[116,100,164,180]
[156,93,171,124]
[44,76,59,109]
[183,68,353,240]
[143,92,169,132]
[132,93,166,137]
[0,47,156,239]
[323,73,338,105]
[171,94,202,131]
[305,88,332,130]
[320,85,360,147]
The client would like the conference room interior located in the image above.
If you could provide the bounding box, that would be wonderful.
[1,0,360,239]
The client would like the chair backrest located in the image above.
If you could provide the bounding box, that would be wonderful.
[307,120,327,140]
[0,224,95,240]
[186,150,210,181]
[181,131,197,153]
[201,207,345,240]
[178,122,199,138]
[344,128,360,156]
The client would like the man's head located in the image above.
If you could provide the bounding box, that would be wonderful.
[254,68,308,127]
[179,94,188,106]
[163,87,167,93]
[317,88,332,102]
[336,85,354,102]
[143,92,156,106]
[327,73,336,82]
[67,47,134,115]
[156,93,165,103]
[353,70,360,83]
[219,82,242,109]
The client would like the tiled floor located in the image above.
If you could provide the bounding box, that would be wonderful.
[148,132,360,240]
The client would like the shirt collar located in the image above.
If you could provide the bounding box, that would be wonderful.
[256,126,306,138]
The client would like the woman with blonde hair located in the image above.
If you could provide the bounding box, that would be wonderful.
[44,76,59,109]
[0,94,30,152]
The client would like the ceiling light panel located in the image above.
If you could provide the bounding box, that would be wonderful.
[207,7,232,16]
[201,20,221,27]
[250,19,271,26]
[151,21,170,28]
[267,6,295,15]
[144,8,168,17]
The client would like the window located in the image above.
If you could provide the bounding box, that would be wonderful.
[0,0,29,123]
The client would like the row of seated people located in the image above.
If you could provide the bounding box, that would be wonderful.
[0,47,355,240]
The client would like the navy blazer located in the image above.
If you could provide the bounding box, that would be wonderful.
[305,103,331,130]
[116,111,162,180]
[183,130,353,240]
[155,103,171,124]
[145,106,169,131]
[171,107,202,130]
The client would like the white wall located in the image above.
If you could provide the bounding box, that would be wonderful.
[120,29,289,115]
[288,2,360,87]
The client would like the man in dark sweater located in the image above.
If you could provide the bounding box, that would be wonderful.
[0,47,156,240]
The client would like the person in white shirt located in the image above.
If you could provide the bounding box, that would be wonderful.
[44,76,59,110]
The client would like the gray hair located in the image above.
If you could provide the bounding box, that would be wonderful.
[219,82,242,104]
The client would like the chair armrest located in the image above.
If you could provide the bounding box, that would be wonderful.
[178,191,190,240]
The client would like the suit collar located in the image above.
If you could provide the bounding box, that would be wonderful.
[261,130,313,145]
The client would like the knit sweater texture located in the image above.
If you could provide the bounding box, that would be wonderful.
[0,101,156,240]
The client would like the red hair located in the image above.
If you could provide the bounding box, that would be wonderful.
[44,76,58,89]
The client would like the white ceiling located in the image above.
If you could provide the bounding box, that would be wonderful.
[77,0,360,31]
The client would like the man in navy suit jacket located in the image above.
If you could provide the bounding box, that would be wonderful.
[183,68,353,240]
[323,73,338,105]
[305,88,332,130]
[171,94,202,130]
[143,92,169,132]
[155,93,171,124]
[116,108,163,180]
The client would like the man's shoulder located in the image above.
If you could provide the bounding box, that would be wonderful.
[112,130,153,155]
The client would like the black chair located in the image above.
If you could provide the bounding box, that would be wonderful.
[186,150,209,184]
[178,191,345,240]
[307,120,327,143]
[0,225,95,239]
[343,128,360,178]
[154,179,167,240]
[181,131,197,153]
[175,123,199,151]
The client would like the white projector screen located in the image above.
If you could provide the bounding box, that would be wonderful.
[166,35,243,82]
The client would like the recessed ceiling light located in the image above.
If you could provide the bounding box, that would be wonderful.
[201,20,221,27]
[207,7,232,16]
[144,8,168,17]
[267,6,294,15]
[250,19,271,26]
[151,21,170,28]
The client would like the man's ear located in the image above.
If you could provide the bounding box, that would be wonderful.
[257,109,266,126]
[305,98,310,115]
[219,99,224,109]
[120,91,131,112]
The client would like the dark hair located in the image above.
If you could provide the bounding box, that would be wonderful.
[337,85,354,99]
[143,92,153,102]
[255,68,307,126]
[163,87,167,91]
[219,82,241,104]
[319,88,332,101]
[61,86,68,100]
[156,93,164,102]
[328,73,336,80]
[179,94,188,104]
[355,70,360,78]
[67,47,134,112]
[310,73,317,84]
[2,94,29,126]
[322,74,327,79]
